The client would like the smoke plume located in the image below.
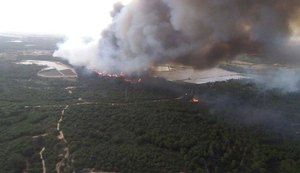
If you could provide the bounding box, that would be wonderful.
[54,0,300,73]
[253,68,300,92]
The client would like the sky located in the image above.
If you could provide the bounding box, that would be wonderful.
[0,0,131,36]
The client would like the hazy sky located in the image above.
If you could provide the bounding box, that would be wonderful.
[0,0,131,36]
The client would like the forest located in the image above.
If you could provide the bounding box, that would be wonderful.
[1,36,300,172]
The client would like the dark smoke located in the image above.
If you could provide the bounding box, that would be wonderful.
[54,0,300,73]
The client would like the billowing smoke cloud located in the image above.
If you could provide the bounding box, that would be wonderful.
[54,0,300,73]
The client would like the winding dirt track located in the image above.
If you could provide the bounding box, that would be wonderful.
[55,105,70,173]
[56,99,70,173]
[39,147,46,173]
[27,90,185,173]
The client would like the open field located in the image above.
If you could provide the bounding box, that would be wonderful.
[154,65,247,84]
[17,60,77,79]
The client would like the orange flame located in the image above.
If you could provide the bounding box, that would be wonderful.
[92,69,142,84]
[192,97,200,103]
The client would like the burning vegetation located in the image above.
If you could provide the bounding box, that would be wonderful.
[2,35,300,172]
[92,69,142,84]
[192,97,200,103]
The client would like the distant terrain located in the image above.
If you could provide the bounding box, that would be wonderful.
[1,35,300,173]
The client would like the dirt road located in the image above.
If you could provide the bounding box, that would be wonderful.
[55,105,70,173]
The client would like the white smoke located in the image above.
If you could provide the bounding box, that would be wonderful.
[53,1,119,71]
[54,0,300,74]
[54,0,193,73]
[54,37,99,68]
[253,69,300,93]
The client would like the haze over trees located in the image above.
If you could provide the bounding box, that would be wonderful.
[1,36,300,173]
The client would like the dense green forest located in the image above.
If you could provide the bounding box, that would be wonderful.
[1,36,300,173]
